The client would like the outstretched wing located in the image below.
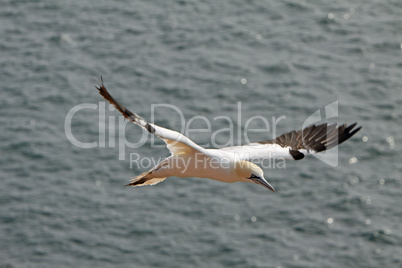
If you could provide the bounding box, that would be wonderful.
[95,78,207,156]
[219,123,361,160]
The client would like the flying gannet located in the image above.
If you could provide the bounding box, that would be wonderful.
[96,79,361,192]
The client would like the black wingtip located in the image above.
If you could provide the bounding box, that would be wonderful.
[95,76,105,91]
[346,122,362,137]
[350,125,362,136]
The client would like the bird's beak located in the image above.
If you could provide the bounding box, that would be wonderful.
[252,177,275,192]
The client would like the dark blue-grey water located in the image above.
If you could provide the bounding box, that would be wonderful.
[1,1,401,267]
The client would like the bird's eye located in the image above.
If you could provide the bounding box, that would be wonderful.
[250,174,258,179]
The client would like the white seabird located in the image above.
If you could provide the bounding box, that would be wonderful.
[96,79,361,192]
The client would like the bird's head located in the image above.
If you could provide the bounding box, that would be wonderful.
[235,161,275,192]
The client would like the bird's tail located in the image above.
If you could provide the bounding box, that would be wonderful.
[125,170,166,187]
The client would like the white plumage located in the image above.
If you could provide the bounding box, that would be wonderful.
[96,79,361,192]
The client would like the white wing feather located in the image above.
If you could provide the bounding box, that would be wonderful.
[96,80,208,156]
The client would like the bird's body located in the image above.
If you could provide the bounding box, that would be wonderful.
[96,79,361,192]
[145,153,236,182]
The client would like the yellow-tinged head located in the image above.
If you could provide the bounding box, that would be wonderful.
[235,161,275,192]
